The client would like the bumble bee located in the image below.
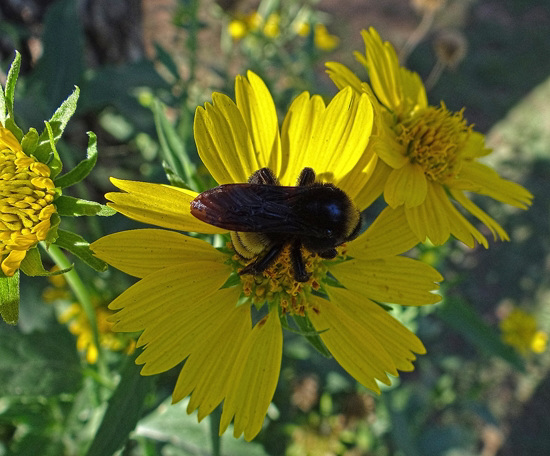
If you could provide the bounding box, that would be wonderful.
[190,167,363,282]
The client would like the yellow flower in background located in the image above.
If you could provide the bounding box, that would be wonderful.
[43,268,136,363]
[314,23,339,51]
[500,308,548,355]
[263,12,280,38]
[91,71,442,441]
[0,126,56,276]
[326,27,533,248]
[60,303,136,364]
[227,11,264,40]
[227,10,339,52]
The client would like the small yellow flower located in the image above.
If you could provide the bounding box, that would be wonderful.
[92,72,442,440]
[263,13,280,38]
[59,301,136,364]
[0,126,56,276]
[295,21,311,37]
[326,28,533,248]
[228,11,263,40]
[500,308,548,355]
[314,23,339,51]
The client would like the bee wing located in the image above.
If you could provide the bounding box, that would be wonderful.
[191,184,317,233]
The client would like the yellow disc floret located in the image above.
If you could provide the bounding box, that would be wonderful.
[398,103,471,183]
[232,242,347,316]
[0,126,56,276]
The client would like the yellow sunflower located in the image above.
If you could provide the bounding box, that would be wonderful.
[91,71,442,441]
[326,27,533,248]
[0,126,56,276]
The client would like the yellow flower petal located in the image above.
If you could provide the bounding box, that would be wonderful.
[455,161,533,209]
[333,147,378,209]
[308,293,397,392]
[359,28,427,115]
[135,286,240,376]
[220,309,283,441]
[348,206,420,259]
[384,163,428,208]
[321,287,425,371]
[107,178,225,234]
[330,257,442,306]
[194,93,258,184]
[280,88,373,185]
[171,287,250,419]
[235,71,281,175]
[325,61,367,93]
[91,229,226,278]
[405,182,488,247]
[450,189,509,241]
[279,92,325,184]
[108,260,230,331]
[1,249,26,276]
[346,155,391,210]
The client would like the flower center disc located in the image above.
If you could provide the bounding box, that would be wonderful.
[233,244,340,316]
[0,132,56,275]
[398,103,472,183]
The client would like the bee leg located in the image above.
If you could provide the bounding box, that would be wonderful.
[290,240,310,282]
[249,167,278,185]
[239,242,285,276]
[297,167,316,186]
[318,248,338,259]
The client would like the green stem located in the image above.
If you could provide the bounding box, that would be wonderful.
[209,406,222,456]
[42,242,107,376]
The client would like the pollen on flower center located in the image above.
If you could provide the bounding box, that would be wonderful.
[0,127,56,276]
[232,243,339,316]
[398,103,472,183]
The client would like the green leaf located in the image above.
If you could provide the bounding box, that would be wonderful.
[33,0,84,113]
[0,77,5,125]
[19,246,72,277]
[0,325,81,396]
[0,271,20,325]
[4,50,21,120]
[437,297,525,371]
[4,116,23,141]
[136,398,270,456]
[152,100,195,186]
[291,314,332,358]
[45,212,60,246]
[54,229,108,272]
[21,127,39,156]
[55,195,115,217]
[34,86,80,163]
[162,161,192,189]
[85,353,155,456]
[153,43,181,81]
[54,132,98,188]
[44,121,62,177]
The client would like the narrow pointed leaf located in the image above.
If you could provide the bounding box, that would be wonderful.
[35,86,80,162]
[21,127,39,156]
[153,100,195,186]
[292,314,332,358]
[55,195,115,217]
[44,121,62,178]
[54,229,108,272]
[20,246,72,277]
[4,51,21,120]
[85,353,155,456]
[54,132,98,188]
[0,75,5,124]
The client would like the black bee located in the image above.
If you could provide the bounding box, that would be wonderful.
[190,167,363,282]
